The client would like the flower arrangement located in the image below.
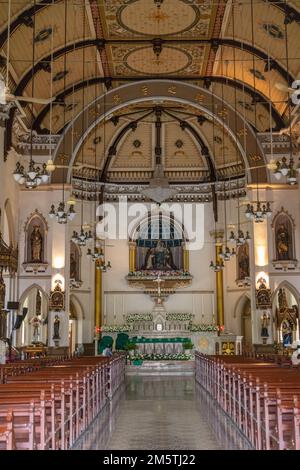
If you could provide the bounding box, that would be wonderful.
[127,270,192,279]
[189,324,219,332]
[101,325,133,333]
[166,313,193,322]
[129,353,192,361]
[126,313,153,323]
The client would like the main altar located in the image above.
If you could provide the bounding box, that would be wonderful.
[100,213,243,358]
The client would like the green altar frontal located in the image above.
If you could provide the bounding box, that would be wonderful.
[129,337,192,356]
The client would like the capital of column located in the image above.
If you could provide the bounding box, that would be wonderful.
[210,229,224,246]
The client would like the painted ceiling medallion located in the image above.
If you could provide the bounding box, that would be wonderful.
[249,69,265,81]
[124,46,192,75]
[117,0,200,37]
[34,27,53,43]
[262,23,284,39]
[53,70,69,82]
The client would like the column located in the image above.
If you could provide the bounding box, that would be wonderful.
[128,241,136,273]
[95,261,102,355]
[211,231,225,333]
[183,243,189,272]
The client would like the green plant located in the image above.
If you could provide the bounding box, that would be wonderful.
[125,342,138,351]
[182,341,193,350]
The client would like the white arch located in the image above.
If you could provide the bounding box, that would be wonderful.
[271,281,300,307]
[69,294,85,346]
[233,293,251,319]
[19,283,49,310]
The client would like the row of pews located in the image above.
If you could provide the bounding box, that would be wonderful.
[0,354,125,450]
[195,353,300,450]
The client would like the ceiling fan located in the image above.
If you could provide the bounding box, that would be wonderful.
[0,78,56,106]
[45,159,84,172]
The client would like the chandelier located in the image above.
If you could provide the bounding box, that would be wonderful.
[71,227,93,246]
[273,157,298,185]
[245,202,272,222]
[13,160,51,189]
[229,229,251,246]
[87,246,112,271]
[48,202,76,224]
[209,260,224,272]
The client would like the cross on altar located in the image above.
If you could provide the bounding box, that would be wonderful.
[153,274,165,298]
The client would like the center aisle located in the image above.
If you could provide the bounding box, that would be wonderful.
[106,376,219,450]
[73,376,250,450]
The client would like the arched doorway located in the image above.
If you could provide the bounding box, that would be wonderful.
[235,295,252,351]
[18,285,48,347]
[69,295,84,353]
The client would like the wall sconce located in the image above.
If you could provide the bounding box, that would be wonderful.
[53,256,65,270]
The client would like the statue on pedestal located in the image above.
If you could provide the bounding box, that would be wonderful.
[30,315,42,343]
[30,225,43,262]
[53,315,60,341]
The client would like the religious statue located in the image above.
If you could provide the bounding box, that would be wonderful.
[278,288,288,312]
[143,240,176,271]
[237,244,249,280]
[70,252,77,280]
[276,223,290,260]
[261,312,270,338]
[282,318,293,346]
[30,314,42,343]
[30,225,43,262]
[53,315,60,340]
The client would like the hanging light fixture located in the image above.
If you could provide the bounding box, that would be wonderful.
[48,0,75,224]
[12,0,51,189]
[209,259,224,272]
[245,201,272,222]
[273,157,299,185]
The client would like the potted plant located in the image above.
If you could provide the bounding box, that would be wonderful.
[125,342,138,358]
[182,341,193,356]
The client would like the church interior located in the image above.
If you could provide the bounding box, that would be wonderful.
[1,0,300,452]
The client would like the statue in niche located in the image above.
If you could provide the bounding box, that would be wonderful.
[143,240,176,271]
[53,315,60,340]
[276,223,291,260]
[30,225,43,262]
[0,271,5,312]
[36,290,42,316]
[237,243,250,280]
[278,288,288,312]
[282,318,293,347]
[70,253,77,280]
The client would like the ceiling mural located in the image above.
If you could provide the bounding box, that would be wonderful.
[101,0,216,39]
[1,0,299,183]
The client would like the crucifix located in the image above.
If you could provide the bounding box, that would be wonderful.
[153,274,165,304]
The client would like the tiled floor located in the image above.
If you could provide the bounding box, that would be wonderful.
[73,376,251,450]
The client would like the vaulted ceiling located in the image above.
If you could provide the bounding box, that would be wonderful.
[1,0,299,181]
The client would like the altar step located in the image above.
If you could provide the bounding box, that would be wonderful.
[126,360,195,376]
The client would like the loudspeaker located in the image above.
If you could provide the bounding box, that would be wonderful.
[7,301,19,310]
[22,307,28,319]
[13,315,23,330]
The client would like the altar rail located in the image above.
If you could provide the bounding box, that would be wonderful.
[195,352,300,450]
[0,354,125,450]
